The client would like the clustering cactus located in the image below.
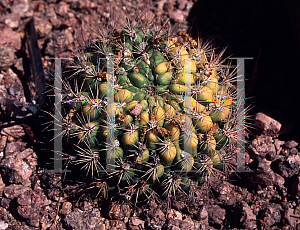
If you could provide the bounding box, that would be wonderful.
[55,14,239,202]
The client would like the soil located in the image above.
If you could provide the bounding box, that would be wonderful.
[0,0,300,229]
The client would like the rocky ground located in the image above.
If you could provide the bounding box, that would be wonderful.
[0,0,300,229]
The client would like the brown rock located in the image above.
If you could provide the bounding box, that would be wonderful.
[255,112,282,134]
[249,135,276,158]
[283,207,297,228]
[1,124,25,140]
[163,2,174,12]
[34,17,53,38]
[0,136,6,157]
[236,201,257,230]
[4,141,26,156]
[16,189,51,227]
[291,176,300,199]
[128,217,145,230]
[55,2,70,16]
[166,209,182,220]
[169,9,185,23]
[109,219,127,229]
[285,140,298,149]
[50,18,62,29]
[275,154,300,178]
[207,205,226,228]
[45,29,74,56]
[3,184,31,199]
[60,202,72,215]
[146,208,166,229]
[178,0,188,10]
[0,46,14,70]
[260,203,282,228]
[3,13,20,29]
[167,217,195,229]
[0,174,5,196]
[1,148,37,185]
[274,139,285,154]
[0,25,21,51]
[11,0,32,18]
[45,5,57,20]
[64,208,102,230]
[196,206,208,222]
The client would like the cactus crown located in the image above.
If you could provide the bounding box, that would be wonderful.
[49,12,240,204]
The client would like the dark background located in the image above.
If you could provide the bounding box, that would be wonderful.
[187,0,300,143]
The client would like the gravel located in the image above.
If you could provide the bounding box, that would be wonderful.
[0,0,299,229]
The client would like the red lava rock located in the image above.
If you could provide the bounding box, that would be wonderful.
[178,0,188,10]
[49,18,62,29]
[61,16,78,28]
[163,2,174,12]
[0,0,12,9]
[0,24,21,51]
[34,17,53,38]
[46,187,67,202]
[1,124,25,140]
[60,201,72,215]
[0,135,7,155]
[291,176,300,199]
[16,189,51,227]
[95,223,106,230]
[255,112,282,135]
[274,139,285,154]
[79,200,93,211]
[166,209,182,220]
[274,173,287,197]
[247,157,277,187]
[145,208,166,229]
[11,0,32,17]
[64,208,102,230]
[0,197,11,210]
[290,147,298,155]
[275,154,300,178]
[45,29,74,56]
[285,140,298,149]
[0,206,18,227]
[169,9,185,23]
[235,201,257,230]
[108,201,131,220]
[0,46,14,70]
[128,217,145,230]
[216,181,241,206]
[167,217,195,229]
[0,174,5,195]
[3,184,31,199]
[206,205,226,228]
[283,206,297,228]
[249,135,276,158]
[1,148,37,185]
[3,13,20,29]
[260,203,282,228]
[4,141,26,156]
[109,219,127,229]
[55,1,70,16]
[13,58,24,72]
[266,151,275,161]
[45,5,57,20]
[196,205,208,222]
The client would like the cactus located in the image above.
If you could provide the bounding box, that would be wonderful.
[50,13,242,204]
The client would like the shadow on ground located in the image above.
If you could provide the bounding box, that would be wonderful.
[187,0,300,143]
